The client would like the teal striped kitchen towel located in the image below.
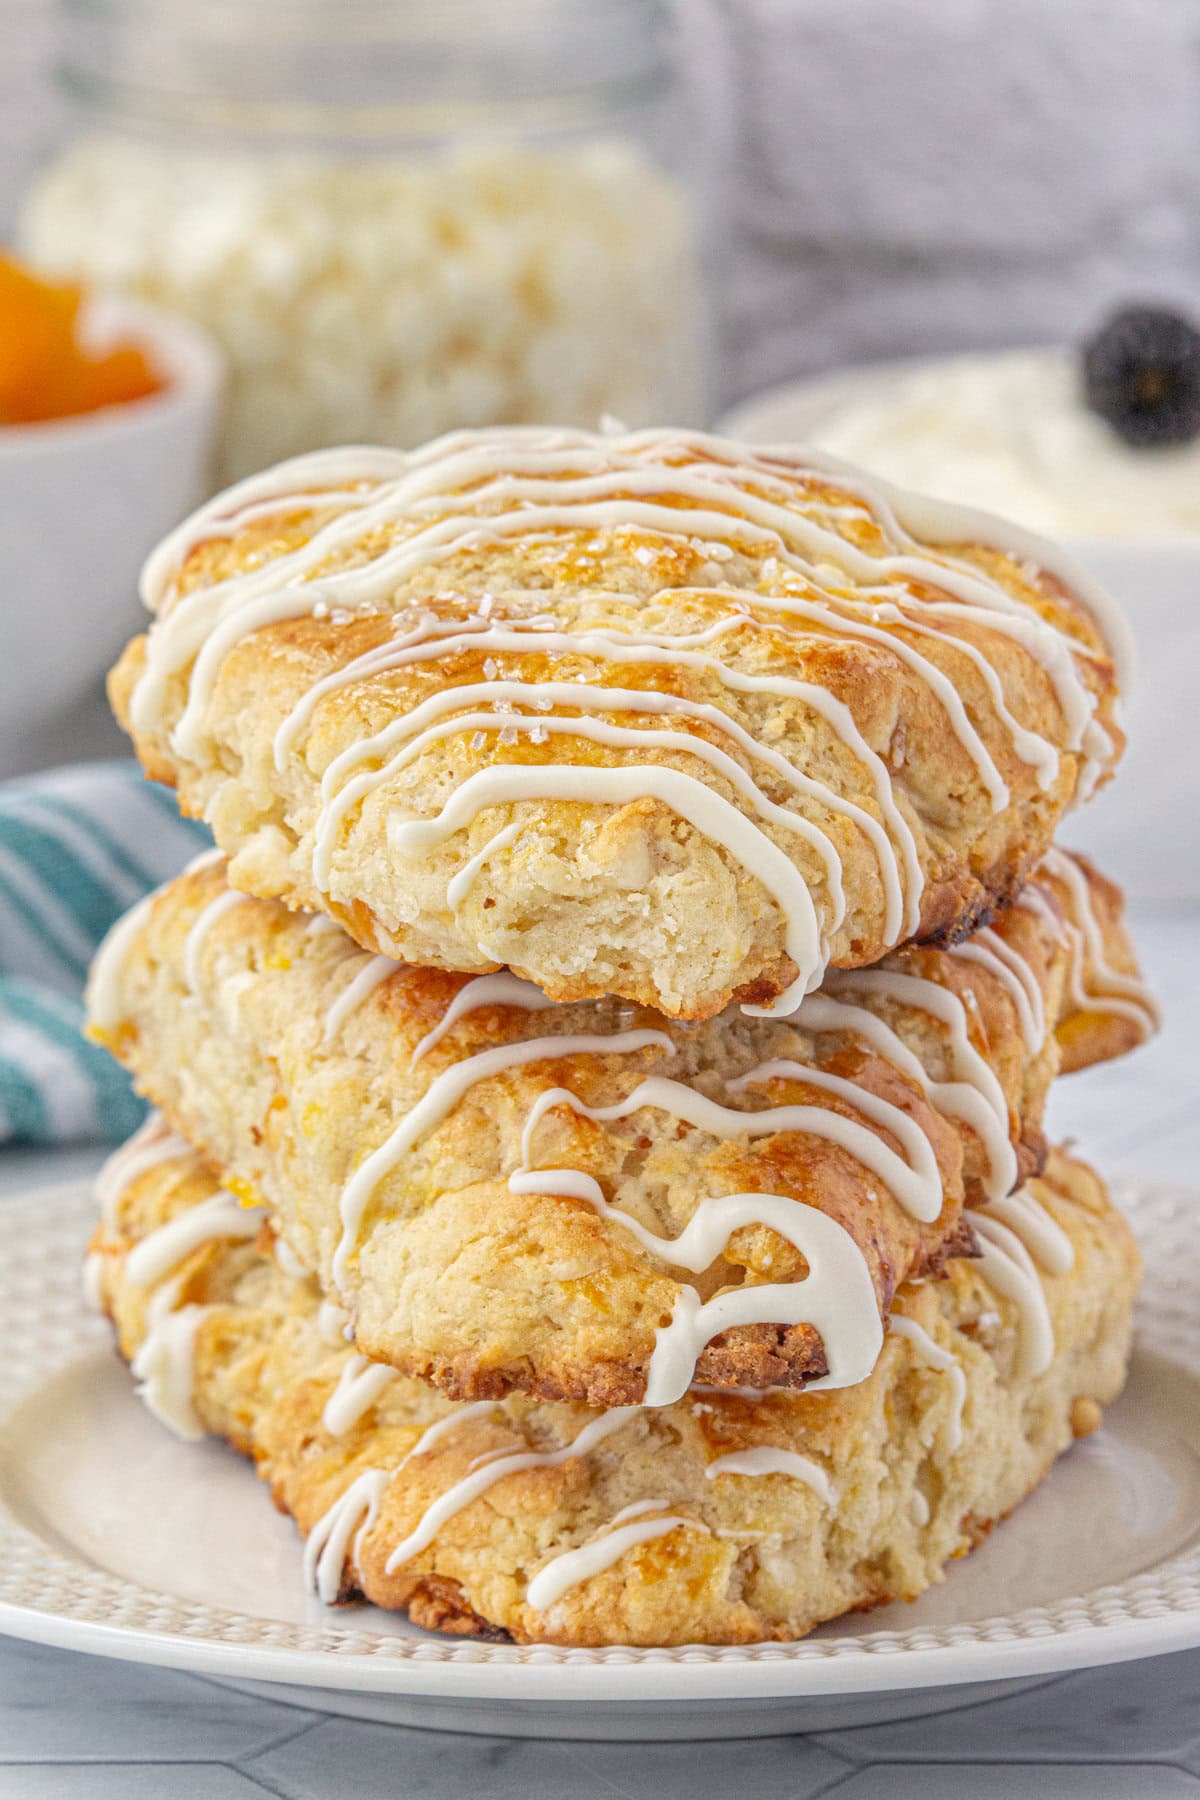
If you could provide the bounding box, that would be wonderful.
[0,761,209,1145]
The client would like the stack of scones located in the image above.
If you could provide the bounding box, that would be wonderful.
[84,425,1158,1646]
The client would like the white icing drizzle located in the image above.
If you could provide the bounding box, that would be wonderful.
[125,1191,264,1288]
[130,1277,209,1441]
[517,1067,941,1223]
[842,597,1061,789]
[782,445,1126,763]
[888,1313,967,1456]
[138,430,1119,734]
[1013,880,1059,932]
[322,953,398,1045]
[140,429,1127,669]
[95,1111,191,1226]
[303,1467,392,1605]
[445,821,523,913]
[331,1027,672,1286]
[88,845,231,1034]
[987,1188,1075,1276]
[466,1445,521,1475]
[967,1208,1054,1379]
[274,1234,308,1280]
[822,968,1018,1203]
[322,1354,399,1436]
[727,1058,943,1222]
[704,1447,837,1507]
[303,1396,501,1604]
[144,485,373,604]
[183,887,249,994]
[314,680,864,931]
[139,442,405,605]
[606,1498,670,1524]
[297,612,921,948]
[386,762,826,1016]
[817,445,1134,689]
[1037,846,1160,1035]
[384,1406,634,1576]
[273,609,484,768]
[395,1400,502,1466]
[131,426,1121,1010]
[948,927,1045,1055]
[910,1489,931,1526]
[408,971,556,1066]
[82,1250,105,1311]
[526,1508,698,1613]
[507,1169,883,1405]
[89,847,226,1031]
[87,891,155,1033]
[316,1299,353,1346]
[364,700,852,931]
[744,588,1009,809]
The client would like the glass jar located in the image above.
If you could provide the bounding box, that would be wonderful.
[22,0,704,484]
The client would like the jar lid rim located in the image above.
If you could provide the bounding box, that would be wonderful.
[61,0,674,139]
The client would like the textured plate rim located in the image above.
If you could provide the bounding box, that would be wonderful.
[0,1176,1196,1705]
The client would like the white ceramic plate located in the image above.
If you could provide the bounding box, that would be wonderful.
[0,294,223,776]
[0,1179,1197,1741]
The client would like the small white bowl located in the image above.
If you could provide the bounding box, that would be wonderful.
[720,367,1200,904]
[0,293,223,775]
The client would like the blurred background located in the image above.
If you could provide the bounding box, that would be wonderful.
[0,0,1197,894]
[8,0,1200,399]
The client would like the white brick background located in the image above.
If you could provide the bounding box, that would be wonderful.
[4,0,1200,406]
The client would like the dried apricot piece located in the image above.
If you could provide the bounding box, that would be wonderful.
[0,251,163,424]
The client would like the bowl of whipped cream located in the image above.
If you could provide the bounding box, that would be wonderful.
[721,336,1200,902]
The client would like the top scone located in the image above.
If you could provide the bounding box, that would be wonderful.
[110,426,1128,1020]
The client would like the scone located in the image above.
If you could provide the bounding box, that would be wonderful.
[85,850,1152,1407]
[1031,846,1160,1073]
[108,426,1127,1020]
[89,1138,1141,1648]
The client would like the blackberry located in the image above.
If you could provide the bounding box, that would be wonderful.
[1083,305,1200,448]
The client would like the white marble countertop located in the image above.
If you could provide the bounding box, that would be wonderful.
[0,906,1197,1798]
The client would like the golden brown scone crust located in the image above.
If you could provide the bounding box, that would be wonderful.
[109,428,1123,1019]
[92,1142,1141,1648]
[86,852,1142,1406]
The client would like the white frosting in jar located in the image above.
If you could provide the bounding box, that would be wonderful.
[802,349,1200,539]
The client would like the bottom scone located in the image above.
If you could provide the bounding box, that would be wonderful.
[88,1136,1140,1648]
